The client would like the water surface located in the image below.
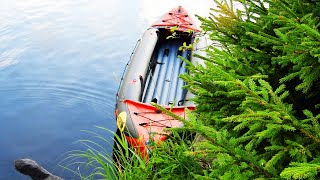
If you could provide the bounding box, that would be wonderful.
[0,0,213,179]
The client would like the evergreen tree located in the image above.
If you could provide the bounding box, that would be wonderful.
[178,0,320,179]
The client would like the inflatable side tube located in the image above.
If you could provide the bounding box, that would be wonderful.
[190,35,207,66]
[117,28,159,138]
[184,35,207,106]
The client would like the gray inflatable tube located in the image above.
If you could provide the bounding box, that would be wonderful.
[117,28,159,138]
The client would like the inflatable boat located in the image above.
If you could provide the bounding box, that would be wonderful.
[115,6,206,157]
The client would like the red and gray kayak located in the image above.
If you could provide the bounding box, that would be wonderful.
[115,6,206,158]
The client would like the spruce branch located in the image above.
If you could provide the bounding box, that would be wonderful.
[280,163,320,179]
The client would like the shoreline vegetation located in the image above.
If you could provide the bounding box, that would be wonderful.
[15,0,320,179]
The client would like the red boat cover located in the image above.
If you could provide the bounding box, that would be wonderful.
[123,99,194,157]
[152,6,200,32]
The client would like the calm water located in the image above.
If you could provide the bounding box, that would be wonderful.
[0,0,213,179]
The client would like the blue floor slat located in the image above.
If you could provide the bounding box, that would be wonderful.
[175,50,188,105]
[167,48,181,105]
[159,42,178,105]
[143,44,166,103]
[152,46,169,101]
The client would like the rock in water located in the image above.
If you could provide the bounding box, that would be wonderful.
[14,159,63,180]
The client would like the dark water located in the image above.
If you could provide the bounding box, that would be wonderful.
[0,1,213,179]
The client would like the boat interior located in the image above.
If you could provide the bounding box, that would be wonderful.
[142,29,192,106]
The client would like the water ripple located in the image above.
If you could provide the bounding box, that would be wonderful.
[0,48,26,68]
[0,80,115,112]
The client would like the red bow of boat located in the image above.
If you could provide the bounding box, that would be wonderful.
[152,6,200,32]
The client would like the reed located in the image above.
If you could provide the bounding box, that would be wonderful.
[60,126,150,180]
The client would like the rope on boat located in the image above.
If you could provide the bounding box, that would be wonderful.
[161,6,194,27]
[134,111,173,128]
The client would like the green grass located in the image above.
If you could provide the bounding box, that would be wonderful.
[60,125,204,180]
[60,126,149,180]
[148,131,204,180]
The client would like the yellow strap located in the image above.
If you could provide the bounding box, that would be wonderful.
[116,112,127,133]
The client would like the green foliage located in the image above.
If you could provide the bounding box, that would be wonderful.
[179,42,195,52]
[177,0,320,179]
[281,163,320,180]
[148,132,204,180]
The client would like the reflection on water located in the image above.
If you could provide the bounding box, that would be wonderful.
[0,0,213,179]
